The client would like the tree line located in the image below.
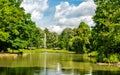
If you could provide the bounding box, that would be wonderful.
[0,0,44,51]
[0,0,120,62]
[59,0,120,62]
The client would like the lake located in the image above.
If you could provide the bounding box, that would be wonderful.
[0,53,120,75]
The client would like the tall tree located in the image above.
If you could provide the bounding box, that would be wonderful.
[69,22,91,53]
[44,28,58,48]
[93,0,120,61]
[59,28,74,49]
[0,0,43,51]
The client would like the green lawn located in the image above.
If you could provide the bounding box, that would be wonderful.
[8,48,74,54]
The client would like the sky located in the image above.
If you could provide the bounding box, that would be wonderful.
[21,0,96,33]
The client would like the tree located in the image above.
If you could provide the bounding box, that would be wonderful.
[0,0,43,51]
[30,27,44,48]
[59,28,74,49]
[69,36,83,53]
[70,22,91,53]
[44,28,58,48]
[92,0,120,61]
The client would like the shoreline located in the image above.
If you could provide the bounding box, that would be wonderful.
[97,62,120,67]
[0,53,28,57]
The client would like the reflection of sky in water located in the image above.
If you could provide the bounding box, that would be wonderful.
[0,53,120,75]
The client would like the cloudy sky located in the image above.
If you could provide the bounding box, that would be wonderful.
[21,0,96,33]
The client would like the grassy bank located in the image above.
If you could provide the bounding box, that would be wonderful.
[8,48,74,54]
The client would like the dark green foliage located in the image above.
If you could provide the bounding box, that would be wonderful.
[0,0,44,51]
[69,22,91,53]
[58,41,64,49]
[92,0,120,62]
[69,36,83,53]
[59,28,74,50]
[59,22,91,53]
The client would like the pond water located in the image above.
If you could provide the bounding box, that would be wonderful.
[0,53,120,75]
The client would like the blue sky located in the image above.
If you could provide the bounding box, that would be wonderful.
[48,0,84,7]
[21,0,96,33]
[44,0,84,16]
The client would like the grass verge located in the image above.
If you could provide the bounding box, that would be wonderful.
[8,48,74,54]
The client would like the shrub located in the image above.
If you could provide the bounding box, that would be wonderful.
[108,54,119,63]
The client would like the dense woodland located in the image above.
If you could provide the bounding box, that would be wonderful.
[0,0,120,62]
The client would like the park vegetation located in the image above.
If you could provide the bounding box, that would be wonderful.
[0,0,120,63]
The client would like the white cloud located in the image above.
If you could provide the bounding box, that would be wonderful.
[54,0,96,27]
[71,0,96,17]
[55,2,71,19]
[58,17,80,26]
[21,0,48,20]
[31,10,43,20]
[57,16,95,27]
[49,25,63,33]
[21,0,96,33]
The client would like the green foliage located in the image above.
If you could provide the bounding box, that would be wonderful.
[108,54,119,63]
[12,38,27,49]
[88,51,98,57]
[44,28,58,48]
[70,22,91,53]
[97,54,106,62]
[59,22,91,53]
[0,0,44,51]
[0,30,9,41]
[97,54,119,63]
[59,28,74,49]
[92,0,120,62]
[58,41,65,49]
[30,27,44,48]
[58,22,91,53]
[69,36,84,53]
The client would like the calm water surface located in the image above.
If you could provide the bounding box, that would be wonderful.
[0,53,120,75]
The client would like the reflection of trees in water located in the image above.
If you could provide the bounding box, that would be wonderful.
[0,67,120,75]
[92,71,120,75]
[0,67,42,75]
[0,53,120,75]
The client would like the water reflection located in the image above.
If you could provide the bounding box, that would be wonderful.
[0,53,120,75]
[85,67,92,75]
[0,67,120,75]
[57,63,62,74]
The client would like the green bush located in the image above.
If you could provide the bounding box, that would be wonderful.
[97,54,106,62]
[97,53,119,63]
[88,51,98,57]
[108,54,119,63]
